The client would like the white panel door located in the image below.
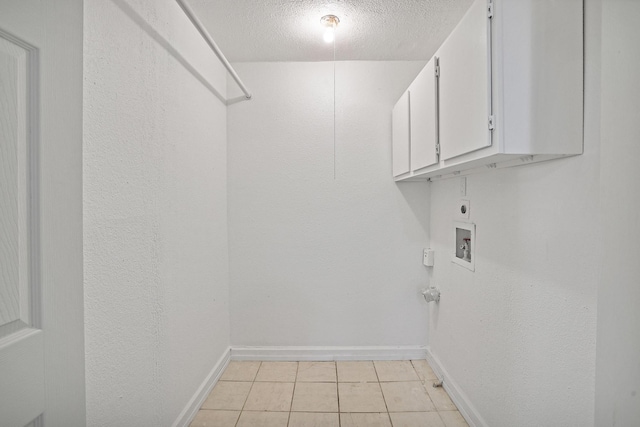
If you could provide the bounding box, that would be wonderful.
[409,56,439,171]
[0,1,85,426]
[438,0,491,160]
[392,91,410,177]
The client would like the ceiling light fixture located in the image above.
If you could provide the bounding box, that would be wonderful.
[321,15,340,43]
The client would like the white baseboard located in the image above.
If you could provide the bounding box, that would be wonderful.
[425,347,488,427]
[231,345,427,361]
[172,347,231,427]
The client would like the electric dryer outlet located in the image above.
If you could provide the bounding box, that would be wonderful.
[457,199,470,219]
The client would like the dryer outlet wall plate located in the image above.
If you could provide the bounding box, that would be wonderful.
[457,199,470,219]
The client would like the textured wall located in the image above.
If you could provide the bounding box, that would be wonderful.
[83,0,230,425]
[595,0,640,424]
[227,61,431,348]
[426,2,601,426]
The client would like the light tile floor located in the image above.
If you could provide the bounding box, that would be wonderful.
[190,360,469,427]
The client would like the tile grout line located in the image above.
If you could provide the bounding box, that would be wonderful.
[414,359,450,419]
[286,361,300,427]
[234,361,261,427]
[414,359,451,426]
[335,361,341,427]
[372,361,394,426]
[413,359,444,422]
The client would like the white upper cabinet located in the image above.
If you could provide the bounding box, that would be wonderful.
[392,91,410,177]
[393,0,583,181]
[409,56,439,171]
[438,0,491,161]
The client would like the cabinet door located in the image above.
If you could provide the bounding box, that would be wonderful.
[409,56,439,171]
[392,91,410,177]
[438,0,491,160]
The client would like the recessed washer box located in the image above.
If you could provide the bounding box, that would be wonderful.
[453,222,475,271]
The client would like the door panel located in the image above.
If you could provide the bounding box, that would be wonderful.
[0,29,36,338]
[392,91,410,177]
[438,0,491,160]
[0,33,23,329]
[409,56,439,170]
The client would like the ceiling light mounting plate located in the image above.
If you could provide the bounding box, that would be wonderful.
[320,14,340,28]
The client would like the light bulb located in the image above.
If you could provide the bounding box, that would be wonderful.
[323,27,335,43]
[320,15,339,44]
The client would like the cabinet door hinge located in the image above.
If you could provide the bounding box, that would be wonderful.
[436,143,441,155]
[435,65,440,78]
[488,1,494,18]
[488,115,495,130]
[434,57,440,78]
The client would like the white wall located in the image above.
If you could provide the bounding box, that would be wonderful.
[595,0,640,424]
[227,62,431,349]
[426,2,601,426]
[83,0,230,424]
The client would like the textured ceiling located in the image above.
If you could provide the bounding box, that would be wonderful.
[188,0,474,62]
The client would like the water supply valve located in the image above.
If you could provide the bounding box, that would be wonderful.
[421,287,441,303]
